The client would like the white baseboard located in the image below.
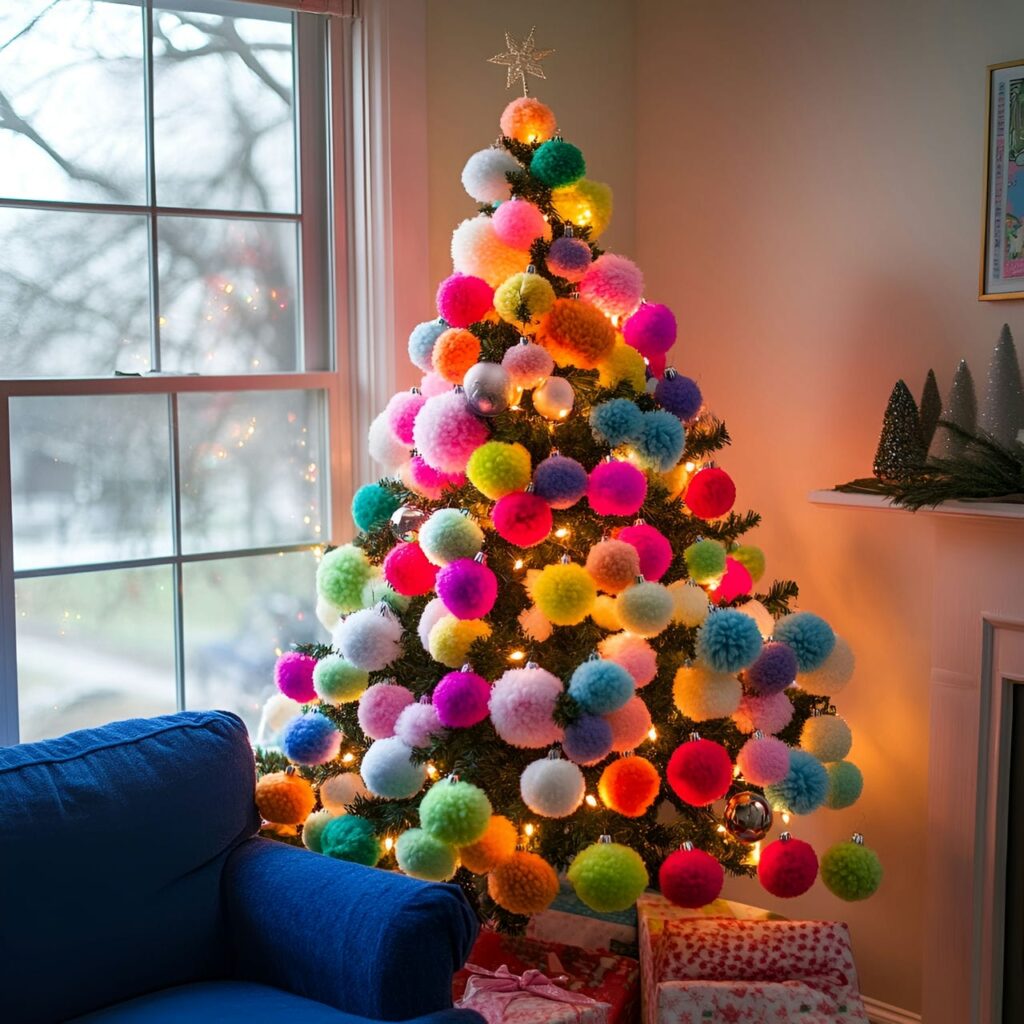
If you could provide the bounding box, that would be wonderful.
[863,995,922,1024]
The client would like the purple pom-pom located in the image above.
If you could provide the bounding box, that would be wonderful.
[546,236,593,283]
[394,699,445,748]
[655,371,702,421]
[275,651,317,703]
[358,682,415,740]
[532,454,589,509]
[436,273,493,328]
[562,714,614,766]
[745,641,798,695]
[281,711,341,765]
[623,302,676,358]
[434,669,491,728]
[435,557,498,619]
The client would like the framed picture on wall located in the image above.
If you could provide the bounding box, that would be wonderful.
[981,59,1024,300]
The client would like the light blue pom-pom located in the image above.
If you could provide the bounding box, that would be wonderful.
[632,410,685,472]
[590,399,643,448]
[281,711,341,766]
[696,608,762,673]
[774,612,836,671]
[825,760,864,809]
[568,658,635,715]
[408,319,447,373]
[764,749,830,814]
[352,483,400,532]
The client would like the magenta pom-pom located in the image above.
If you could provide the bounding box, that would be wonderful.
[385,390,427,446]
[667,737,733,805]
[436,557,498,619]
[406,455,465,501]
[436,273,493,328]
[660,846,725,908]
[736,734,791,786]
[412,391,489,474]
[623,302,676,358]
[501,340,554,390]
[734,691,795,736]
[710,557,753,605]
[745,641,798,695]
[433,669,491,728]
[686,466,736,520]
[492,200,550,250]
[616,523,672,581]
[588,460,647,517]
[492,491,553,547]
[546,235,593,282]
[358,681,415,740]
[275,651,317,703]
[383,541,438,597]
[758,835,819,898]
[579,253,644,319]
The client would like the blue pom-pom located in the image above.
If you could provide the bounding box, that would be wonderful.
[532,454,589,509]
[655,372,702,421]
[774,612,836,671]
[568,659,635,715]
[764,749,830,815]
[633,410,685,472]
[562,714,614,765]
[408,319,447,373]
[530,139,586,188]
[696,609,763,673]
[352,483,400,532]
[281,711,341,766]
[745,641,798,695]
[590,399,643,448]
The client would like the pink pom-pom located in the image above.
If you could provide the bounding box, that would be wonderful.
[623,302,676,358]
[418,597,449,651]
[736,734,791,786]
[412,391,489,474]
[489,665,564,748]
[433,669,491,728]
[436,273,494,328]
[501,340,554,390]
[436,557,498,619]
[598,632,658,687]
[546,236,593,282]
[383,541,438,597]
[660,846,724,908]
[419,372,452,398]
[358,681,414,740]
[579,253,644,319]
[492,491,553,547]
[710,557,753,605]
[616,523,672,581]
[404,455,465,501]
[758,836,818,898]
[588,461,647,517]
[385,390,426,446]
[394,698,444,748]
[605,695,653,752]
[685,467,736,519]
[733,691,794,735]
[275,651,317,703]
[492,200,551,249]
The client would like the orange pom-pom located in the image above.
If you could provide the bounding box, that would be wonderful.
[536,298,616,370]
[256,770,315,825]
[585,539,640,594]
[598,756,661,818]
[459,814,517,874]
[500,97,557,144]
[432,328,481,384]
[488,851,560,915]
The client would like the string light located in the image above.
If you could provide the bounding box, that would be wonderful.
[685,461,696,473]
[384,836,394,851]
[647,727,658,742]
[524,823,535,837]
[509,649,526,662]
[585,794,598,808]
[513,559,525,571]
[426,762,439,779]
[342,752,355,764]
[717,824,727,834]
[749,841,762,865]
[554,527,570,539]
[781,812,791,825]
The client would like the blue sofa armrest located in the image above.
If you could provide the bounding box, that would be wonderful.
[222,838,484,1023]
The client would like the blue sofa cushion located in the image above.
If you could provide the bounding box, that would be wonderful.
[0,711,259,1023]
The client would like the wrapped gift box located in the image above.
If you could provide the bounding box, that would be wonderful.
[654,979,844,1023]
[527,880,639,956]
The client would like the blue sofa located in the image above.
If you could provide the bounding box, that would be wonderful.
[0,710,486,1024]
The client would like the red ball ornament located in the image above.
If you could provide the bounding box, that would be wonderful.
[382,541,438,596]
[492,491,553,547]
[710,556,753,605]
[685,467,736,520]
[757,834,819,898]
[659,845,725,908]
[667,737,733,806]
[616,523,672,581]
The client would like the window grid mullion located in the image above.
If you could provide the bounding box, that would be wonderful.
[143,0,161,372]
[0,396,20,745]
[168,393,186,711]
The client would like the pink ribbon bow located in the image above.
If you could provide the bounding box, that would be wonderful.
[457,963,607,1024]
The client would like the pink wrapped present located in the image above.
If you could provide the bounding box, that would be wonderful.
[654,980,841,1023]
[455,963,611,1024]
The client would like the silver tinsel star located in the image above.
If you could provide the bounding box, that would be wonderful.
[488,27,554,97]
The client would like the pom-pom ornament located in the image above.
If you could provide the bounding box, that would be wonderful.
[316,544,372,614]
[520,755,586,818]
[623,302,676,358]
[492,200,551,249]
[488,851,559,915]
[586,539,640,595]
[256,770,315,825]
[738,598,775,639]
[263,692,303,734]
[461,147,521,203]
[368,411,409,473]
[488,665,564,749]
[436,273,492,328]
[451,215,529,287]
[672,664,742,722]
[551,179,613,238]
[352,483,400,533]
[731,544,766,582]
[685,467,736,519]
[321,815,383,866]
[358,682,414,740]
[659,844,725,909]
[533,376,575,421]
[631,411,685,473]
[419,508,484,567]
[492,491,553,547]
[723,791,773,843]
[463,361,512,417]
[385,390,427,448]
[764,749,830,815]
[419,371,453,398]
[404,456,458,501]
[531,562,596,626]
[467,441,532,499]
[669,581,710,627]
[734,691,795,736]
[591,594,622,631]
[428,615,491,668]
[394,700,444,749]
[825,760,864,810]
[383,541,438,597]
[408,319,447,373]
[774,612,836,672]
[758,833,818,898]
[580,253,643,320]
[420,778,492,845]
[432,328,480,385]
[536,298,616,370]
[797,635,855,695]
[396,828,457,882]
[745,641,798,695]
[683,539,726,586]
[275,651,317,703]
[361,575,410,615]
[459,814,517,874]
[801,712,852,762]
[820,835,882,900]
[599,632,657,687]
[319,772,369,816]
[606,696,654,752]
[617,580,674,638]
[709,557,753,605]
[617,523,672,581]
[333,606,403,672]
[360,737,427,800]
[598,341,646,392]
[530,138,585,188]
[501,338,554,390]
[598,755,660,817]
[546,234,593,282]
[433,668,491,729]
[282,711,342,766]
[562,714,614,765]
[412,390,489,474]
[301,808,334,854]
[436,556,498,620]
[590,399,643,448]
[569,656,635,714]
[418,597,449,650]
[494,270,557,325]
[519,604,553,642]
[500,96,557,143]
[655,370,702,421]
[568,839,649,913]
[588,460,647,517]
[697,609,762,673]
[667,736,733,806]
[736,733,791,786]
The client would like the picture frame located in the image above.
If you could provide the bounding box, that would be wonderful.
[980,59,1024,300]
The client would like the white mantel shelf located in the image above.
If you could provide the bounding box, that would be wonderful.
[808,489,1024,522]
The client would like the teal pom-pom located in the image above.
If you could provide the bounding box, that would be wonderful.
[568,658,635,714]
[567,841,649,912]
[361,574,411,614]
[302,808,334,853]
[632,411,685,472]
[696,609,762,672]
[590,399,643,447]
[764,749,830,815]
[316,544,372,613]
[684,539,726,585]
[419,508,485,567]
[321,814,383,866]
[825,760,864,809]
[395,827,457,881]
[530,139,586,188]
[774,612,836,671]
[419,779,492,845]
[313,655,369,705]
[352,483,400,532]
[820,839,882,900]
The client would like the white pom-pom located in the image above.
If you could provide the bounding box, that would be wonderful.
[461,148,522,203]
[672,663,742,721]
[360,737,427,799]
[316,595,341,632]
[518,604,553,642]
[418,597,450,651]
[796,635,854,695]
[801,713,853,762]
[738,598,775,639]
[451,215,530,288]
[333,607,403,671]
[319,772,369,815]
[368,410,409,472]
[488,665,564,748]
[263,692,304,734]
[520,757,586,818]
[669,581,709,628]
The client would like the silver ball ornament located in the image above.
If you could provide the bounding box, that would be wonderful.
[389,503,429,541]
[463,361,512,417]
[723,791,773,843]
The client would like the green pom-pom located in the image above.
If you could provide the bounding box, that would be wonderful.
[352,483,400,532]
[567,841,648,913]
[684,539,726,585]
[419,508,485,567]
[530,139,586,188]
[302,808,334,853]
[395,827,457,881]
[320,814,383,866]
[825,760,864,810]
[313,655,369,705]
[419,779,492,845]
[362,574,411,613]
[820,839,882,900]
[316,544,372,613]
[466,441,532,500]
[731,544,766,582]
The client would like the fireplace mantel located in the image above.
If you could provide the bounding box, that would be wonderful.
[809,489,1024,521]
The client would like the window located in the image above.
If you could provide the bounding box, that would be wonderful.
[0,1,346,744]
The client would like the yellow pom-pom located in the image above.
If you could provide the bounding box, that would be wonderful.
[494,272,557,325]
[551,179,613,238]
[591,593,622,631]
[731,545,766,582]
[598,340,647,392]
[531,562,596,626]
[459,814,518,874]
[432,328,481,385]
[466,441,532,500]
[668,580,709,627]
[672,663,742,721]
[428,615,492,668]
[500,96,557,144]
[256,770,315,825]
[659,461,690,500]
[488,851,559,915]
[536,298,617,370]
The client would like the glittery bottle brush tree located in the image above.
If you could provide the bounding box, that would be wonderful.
[255,85,880,926]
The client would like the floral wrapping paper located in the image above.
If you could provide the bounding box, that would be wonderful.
[654,980,843,1023]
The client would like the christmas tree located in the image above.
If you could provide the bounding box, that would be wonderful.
[255,72,879,923]
[873,380,925,482]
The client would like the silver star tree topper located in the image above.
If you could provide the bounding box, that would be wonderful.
[488,27,554,97]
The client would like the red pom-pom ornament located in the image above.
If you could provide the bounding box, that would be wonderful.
[685,467,736,520]
[710,556,753,605]
[492,491,553,547]
[616,523,672,581]
[382,541,438,597]
[435,557,498,619]
[659,845,725,908]
[667,736,733,806]
[758,834,819,898]
[598,754,661,817]
[436,273,493,328]
[588,461,647,517]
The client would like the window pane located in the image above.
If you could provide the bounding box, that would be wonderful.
[183,550,320,735]
[178,389,325,553]
[157,216,300,372]
[0,208,152,377]
[0,1,146,204]
[10,395,173,572]
[16,567,177,743]
[152,5,296,213]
